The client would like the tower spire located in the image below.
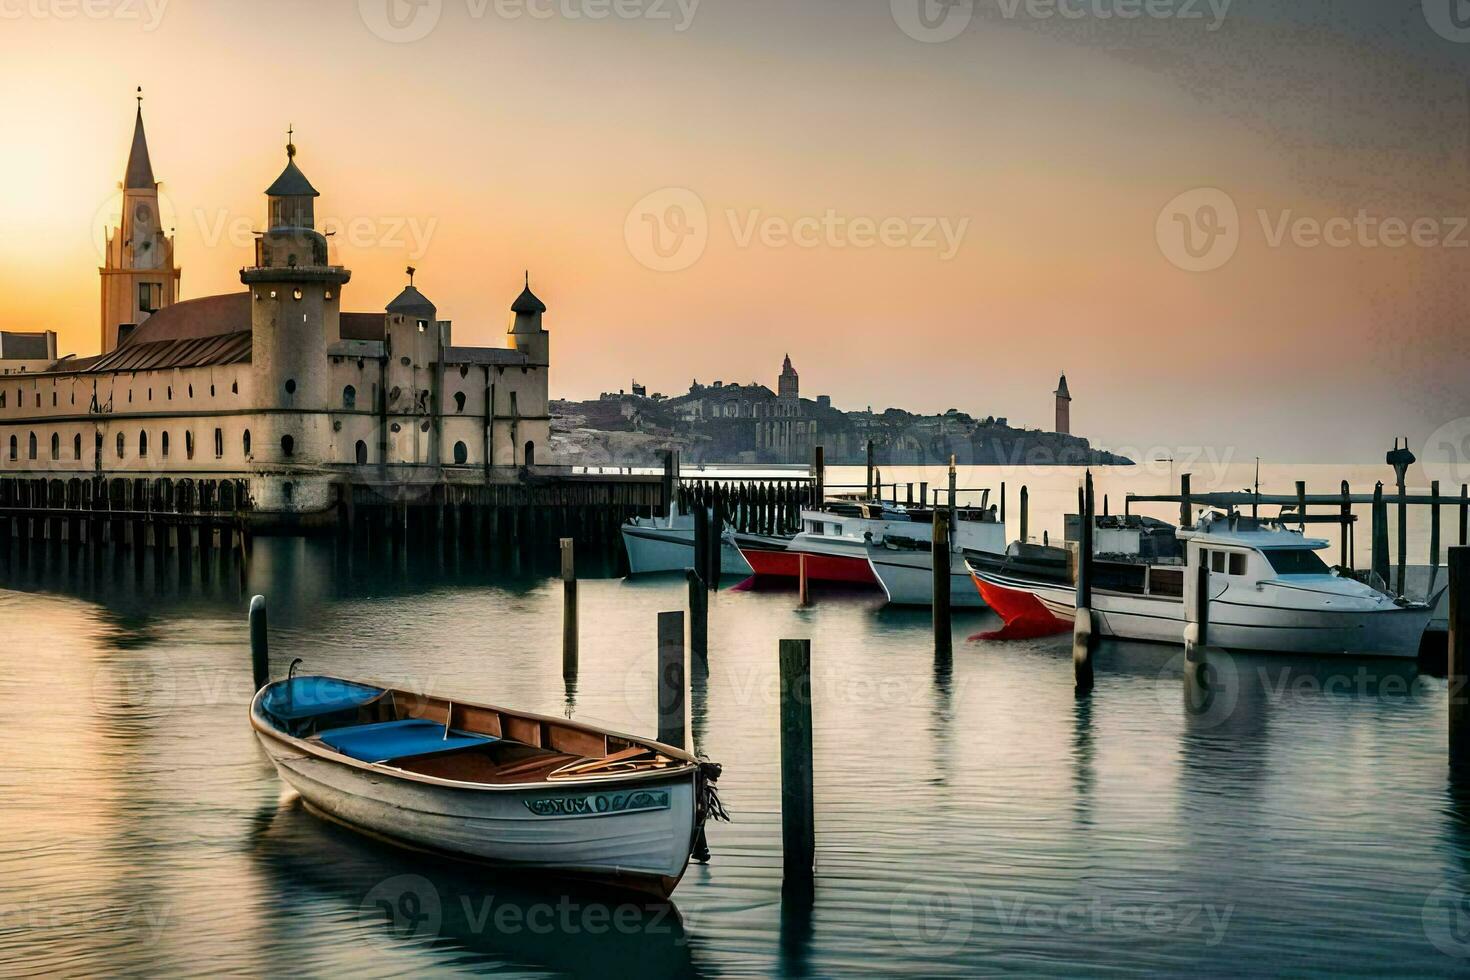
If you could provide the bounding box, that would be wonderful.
[124,87,155,189]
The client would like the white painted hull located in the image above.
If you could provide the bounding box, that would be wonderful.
[621,520,752,576]
[989,574,1431,658]
[867,547,988,608]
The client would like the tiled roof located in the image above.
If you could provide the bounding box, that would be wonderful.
[77,331,253,373]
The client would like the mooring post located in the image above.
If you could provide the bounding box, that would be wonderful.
[1461,484,1469,547]
[812,446,825,507]
[1180,473,1192,529]
[1340,480,1352,567]
[1430,481,1443,596]
[1450,548,1470,770]
[1184,552,1211,690]
[249,594,269,693]
[561,538,578,679]
[779,637,815,886]
[1019,485,1029,543]
[1074,472,1095,696]
[865,441,875,500]
[687,569,708,665]
[933,509,952,656]
[1372,482,1391,590]
[692,501,708,582]
[1000,481,1006,523]
[947,455,957,532]
[1295,481,1307,530]
[1388,438,1415,597]
[657,610,687,750]
[798,553,810,608]
[919,481,928,510]
[661,450,676,518]
[706,502,721,591]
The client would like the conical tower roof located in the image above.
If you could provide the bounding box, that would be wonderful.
[124,105,155,189]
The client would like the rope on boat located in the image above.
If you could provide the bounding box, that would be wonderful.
[697,759,731,824]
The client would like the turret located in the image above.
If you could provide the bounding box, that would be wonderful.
[240,133,351,465]
[1054,373,1072,435]
[508,273,549,367]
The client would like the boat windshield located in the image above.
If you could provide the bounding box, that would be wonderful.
[1263,548,1331,575]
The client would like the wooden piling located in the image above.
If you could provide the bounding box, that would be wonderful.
[1019,485,1029,543]
[561,538,578,679]
[865,441,875,500]
[708,497,723,590]
[250,594,269,693]
[687,570,708,664]
[657,611,687,750]
[933,510,951,656]
[1431,481,1442,595]
[1000,482,1006,523]
[1450,548,1470,769]
[811,446,825,506]
[798,553,810,608]
[1372,482,1390,589]
[779,637,815,885]
[1074,472,1095,696]
[1180,473,1191,529]
[1295,480,1307,529]
[1340,480,1351,567]
[1461,484,1468,547]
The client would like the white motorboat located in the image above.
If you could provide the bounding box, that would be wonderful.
[972,512,1439,658]
[621,507,752,576]
[736,500,917,586]
[251,674,724,897]
[865,508,1007,607]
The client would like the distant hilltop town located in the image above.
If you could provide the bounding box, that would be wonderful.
[551,357,1132,467]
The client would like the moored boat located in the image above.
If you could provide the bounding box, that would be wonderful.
[735,500,914,587]
[251,674,724,897]
[622,508,752,576]
[866,507,1007,607]
[970,512,1440,658]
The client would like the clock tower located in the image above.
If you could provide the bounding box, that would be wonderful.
[99,90,181,354]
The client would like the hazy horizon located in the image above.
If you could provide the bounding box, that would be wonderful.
[2,0,1467,463]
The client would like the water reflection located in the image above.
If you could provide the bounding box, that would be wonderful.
[249,800,696,977]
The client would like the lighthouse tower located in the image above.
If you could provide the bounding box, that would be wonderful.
[240,133,351,473]
[1054,373,1072,435]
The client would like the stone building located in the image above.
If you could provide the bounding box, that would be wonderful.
[0,103,551,518]
[0,332,57,376]
[668,355,814,462]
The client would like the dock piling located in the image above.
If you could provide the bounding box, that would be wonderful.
[798,553,810,608]
[1372,482,1390,589]
[779,637,815,886]
[1020,486,1029,544]
[1430,481,1442,596]
[1074,472,1095,696]
[1180,473,1192,529]
[1340,481,1351,566]
[865,441,875,500]
[657,610,687,750]
[561,538,578,679]
[933,510,952,656]
[687,569,708,665]
[249,594,269,693]
[1460,485,1467,546]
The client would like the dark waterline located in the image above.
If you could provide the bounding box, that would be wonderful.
[4,463,1470,977]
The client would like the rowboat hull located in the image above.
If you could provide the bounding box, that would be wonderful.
[621,520,752,576]
[250,685,703,898]
[973,569,1431,658]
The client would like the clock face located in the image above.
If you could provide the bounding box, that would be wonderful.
[134,203,150,224]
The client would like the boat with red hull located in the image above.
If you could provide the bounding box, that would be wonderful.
[736,537,878,584]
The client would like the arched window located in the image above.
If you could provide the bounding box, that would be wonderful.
[116,432,125,459]
[523,441,535,467]
[281,434,294,457]
[139,431,148,457]
[28,432,37,460]
[343,385,356,409]
[50,433,59,460]
[243,430,251,457]
[214,428,223,459]
[7,435,15,461]
[186,431,195,460]
[355,440,368,466]
[454,391,466,413]
[73,434,81,461]
[453,441,468,464]
[161,432,170,458]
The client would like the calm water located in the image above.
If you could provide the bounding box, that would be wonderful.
[4,463,1470,978]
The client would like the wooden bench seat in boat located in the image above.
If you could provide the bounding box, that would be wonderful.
[316,718,497,764]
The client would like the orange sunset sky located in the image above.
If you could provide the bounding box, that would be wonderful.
[1,0,1467,460]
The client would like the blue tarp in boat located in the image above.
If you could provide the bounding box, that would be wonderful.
[261,677,385,722]
[318,718,496,763]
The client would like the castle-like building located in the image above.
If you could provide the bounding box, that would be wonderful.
[0,101,551,516]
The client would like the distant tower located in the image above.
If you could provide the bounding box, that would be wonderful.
[779,354,799,401]
[1054,373,1072,435]
[240,132,351,465]
[100,89,181,353]
[508,273,549,366]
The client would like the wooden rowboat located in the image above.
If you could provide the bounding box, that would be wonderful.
[250,674,725,898]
